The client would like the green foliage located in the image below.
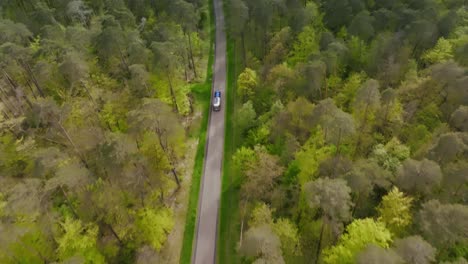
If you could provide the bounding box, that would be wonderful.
[237,68,258,102]
[377,187,413,235]
[273,218,301,257]
[232,146,257,173]
[289,26,320,65]
[0,134,34,178]
[100,101,128,132]
[235,101,257,137]
[401,124,432,153]
[323,218,393,264]
[370,138,410,173]
[348,36,369,70]
[250,203,273,227]
[0,193,5,217]
[295,129,335,184]
[415,103,442,131]
[56,217,105,263]
[136,207,174,251]
[0,224,54,264]
[335,72,367,112]
[422,37,454,65]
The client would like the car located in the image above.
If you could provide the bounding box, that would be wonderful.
[213,90,221,111]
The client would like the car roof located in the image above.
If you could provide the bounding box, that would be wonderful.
[213,97,221,106]
[214,90,221,97]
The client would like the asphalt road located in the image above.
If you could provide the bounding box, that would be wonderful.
[192,0,226,263]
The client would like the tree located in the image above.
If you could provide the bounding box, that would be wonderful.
[377,88,403,136]
[239,225,285,264]
[0,19,32,45]
[289,26,320,65]
[128,64,152,97]
[417,200,468,248]
[353,79,381,156]
[249,203,273,227]
[305,178,353,263]
[135,207,174,251]
[427,133,468,165]
[348,11,375,42]
[295,129,335,184]
[323,218,393,264]
[94,15,128,74]
[370,138,410,173]
[237,68,258,102]
[128,99,185,188]
[422,37,454,65]
[311,99,356,146]
[56,217,105,263]
[235,101,257,137]
[228,0,249,65]
[273,97,314,144]
[241,148,284,203]
[273,218,301,257]
[357,245,403,264]
[450,106,468,132]
[344,160,392,215]
[151,41,181,113]
[170,0,198,78]
[395,158,443,196]
[59,51,89,89]
[377,187,413,235]
[442,161,468,201]
[66,1,92,26]
[0,221,54,264]
[393,236,436,264]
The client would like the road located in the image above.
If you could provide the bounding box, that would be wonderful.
[191,0,226,263]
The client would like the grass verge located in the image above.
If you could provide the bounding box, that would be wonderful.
[217,1,242,262]
[179,0,215,262]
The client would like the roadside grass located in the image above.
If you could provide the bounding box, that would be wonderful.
[218,1,243,262]
[179,0,215,262]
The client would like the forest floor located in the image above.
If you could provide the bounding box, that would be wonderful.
[159,137,198,263]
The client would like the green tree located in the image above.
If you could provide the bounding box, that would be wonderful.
[305,177,353,263]
[353,79,381,156]
[422,37,454,65]
[323,218,393,264]
[289,26,320,65]
[273,218,301,257]
[136,207,174,251]
[237,68,258,102]
[377,187,413,235]
[295,129,335,184]
[56,217,105,263]
[235,101,257,137]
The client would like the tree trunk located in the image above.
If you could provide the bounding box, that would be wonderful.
[314,217,326,264]
[171,168,181,188]
[106,222,123,245]
[155,130,181,189]
[20,61,45,97]
[59,185,79,218]
[241,32,247,68]
[354,99,371,158]
[187,32,197,78]
[166,71,179,114]
[58,122,89,168]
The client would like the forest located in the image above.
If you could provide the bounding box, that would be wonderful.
[221,0,468,263]
[0,0,210,263]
